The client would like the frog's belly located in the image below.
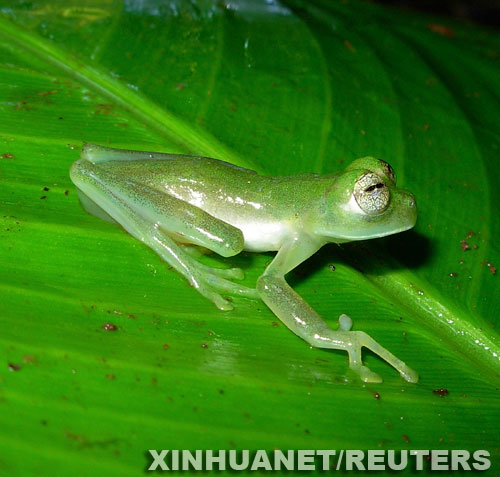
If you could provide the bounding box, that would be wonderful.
[163,187,289,253]
[236,220,289,252]
[167,211,289,253]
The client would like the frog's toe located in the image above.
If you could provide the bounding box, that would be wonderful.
[199,264,244,280]
[338,313,353,331]
[227,267,245,280]
[196,284,234,311]
[351,364,383,383]
[213,296,234,311]
[400,367,419,383]
[205,274,259,299]
[181,245,204,258]
[213,267,244,280]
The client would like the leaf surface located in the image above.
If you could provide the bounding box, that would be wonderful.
[1,0,500,474]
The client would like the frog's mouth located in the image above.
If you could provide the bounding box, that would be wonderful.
[319,196,417,242]
[324,223,415,242]
[359,221,416,240]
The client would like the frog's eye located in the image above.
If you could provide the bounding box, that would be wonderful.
[353,172,390,215]
[378,159,396,184]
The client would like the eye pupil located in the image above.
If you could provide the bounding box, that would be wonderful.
[364,182,384,193]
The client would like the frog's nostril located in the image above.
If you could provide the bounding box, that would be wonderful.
[407,194,416,208]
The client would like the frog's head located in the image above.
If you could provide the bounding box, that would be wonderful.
[311,157,417,242]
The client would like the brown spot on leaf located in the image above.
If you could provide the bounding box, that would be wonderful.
[433,388,449,397]
[95,104,114,115]
[428,23,455,37]
[102,323,117,331]
[37,90,57,97]
[344,39,356,52]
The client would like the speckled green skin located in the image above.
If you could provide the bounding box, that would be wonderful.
[70,144,418,383]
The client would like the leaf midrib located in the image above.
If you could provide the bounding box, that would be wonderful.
[0,15,256,170]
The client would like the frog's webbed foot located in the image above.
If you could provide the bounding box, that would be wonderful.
[181,244,245,280]
[338,315,418,383]
[190,268,259,311]
[337,314,381,382]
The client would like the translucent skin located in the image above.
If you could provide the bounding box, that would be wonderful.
[70,144,418,383]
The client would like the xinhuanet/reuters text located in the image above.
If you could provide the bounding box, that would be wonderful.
[147,449,491,472]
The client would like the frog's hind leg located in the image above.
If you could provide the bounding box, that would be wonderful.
[70,160,258,309]
[81,143,198,164]
[76,188,117,224]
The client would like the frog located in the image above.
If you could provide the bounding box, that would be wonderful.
[70,144,418,383]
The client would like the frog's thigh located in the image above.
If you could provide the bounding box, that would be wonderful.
[71,160,256,309]
[70,160,244,257]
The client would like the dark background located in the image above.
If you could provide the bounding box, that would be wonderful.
[372,0,500,28]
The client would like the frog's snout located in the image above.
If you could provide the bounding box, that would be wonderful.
[402,192,417,227]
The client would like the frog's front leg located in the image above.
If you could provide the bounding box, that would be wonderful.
[70,160,258,310]
[256,235,418,383]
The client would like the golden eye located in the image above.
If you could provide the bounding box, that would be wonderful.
[353,172,390,215]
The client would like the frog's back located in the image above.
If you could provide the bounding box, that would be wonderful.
[98,155,295,251]
[85,147,337,252]
[98,154,257,191]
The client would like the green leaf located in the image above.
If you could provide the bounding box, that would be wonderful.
[1,0,500,474]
